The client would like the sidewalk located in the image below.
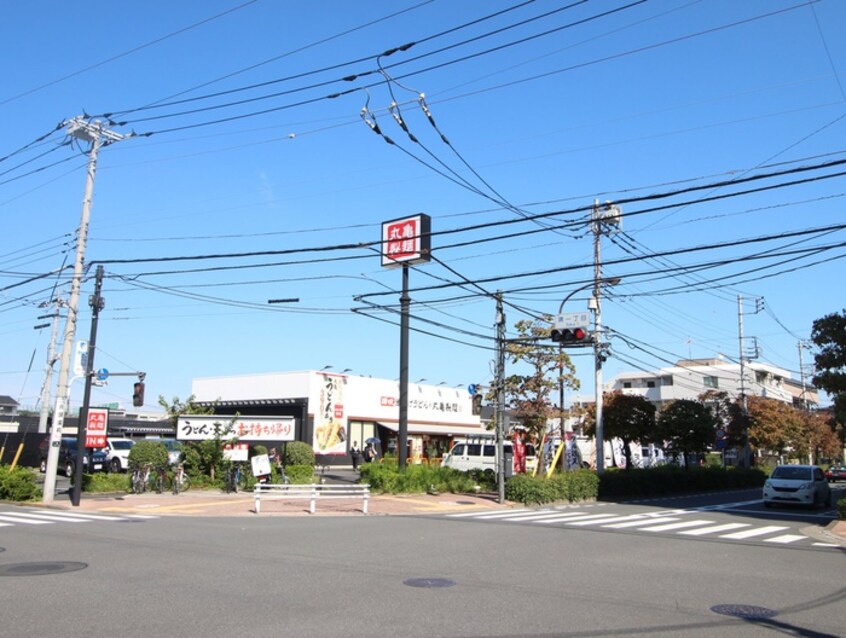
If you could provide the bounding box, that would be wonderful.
[40,487,512,517]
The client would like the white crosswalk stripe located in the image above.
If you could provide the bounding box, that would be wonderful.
[0,509,158,529]
[443,508,830,548]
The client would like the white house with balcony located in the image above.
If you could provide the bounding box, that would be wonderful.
[606,358,817,410]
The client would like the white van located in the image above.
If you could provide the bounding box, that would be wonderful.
[442,438,536,474]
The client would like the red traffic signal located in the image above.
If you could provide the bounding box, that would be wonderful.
[551,326,591,344]
[132,382,145,407]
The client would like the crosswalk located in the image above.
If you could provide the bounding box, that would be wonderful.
[0,509,158,528]
[445,506,840,549]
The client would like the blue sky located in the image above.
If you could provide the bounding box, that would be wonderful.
[2,0,845,414]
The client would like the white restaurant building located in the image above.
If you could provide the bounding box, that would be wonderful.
[190,370,487,464]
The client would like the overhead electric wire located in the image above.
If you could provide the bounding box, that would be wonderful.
[106,0,537,118]
[0,0,262,107]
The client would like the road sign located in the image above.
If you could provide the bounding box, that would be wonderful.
[96,368,109,381]
[85,407,109,448]
[554,312,591,329]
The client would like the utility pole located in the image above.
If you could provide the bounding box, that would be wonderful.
[36,298,64,434]
[737,294,750,469]
[71,265,105,506]
[590,200,621,474]
[42,118,125,504]
[495,292,506,504]
[798,340,809,411]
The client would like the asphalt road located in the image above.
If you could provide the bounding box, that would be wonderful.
[1,498,844,638]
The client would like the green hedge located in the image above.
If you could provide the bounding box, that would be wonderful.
[359,463,480,494]
[505,470,599,505]
[597,465,767,499]
[838,496,846,520]
[0,465,41,501]
[285,464,316,484]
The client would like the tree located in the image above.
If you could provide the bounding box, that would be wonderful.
[745,396,802,460]
[811,309,846,430]
[158,395,230,480]
[799,411,842,464]
[655,399,717,467]
[500,317,580,440]
[583,391,656,469]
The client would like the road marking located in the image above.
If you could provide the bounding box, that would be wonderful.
[1,511,93,523]
[679,523,749,536]
[535,512,599,524]
[471,510,536,520]
[447,509,531,518]
[764,534,805,544]
[565,514,636,526]
[720,525,789,539]
[603,517,681,529]
[504,511,581,522]
[0,514,53,525]
[640,519,715,532]
[31,510,128,521]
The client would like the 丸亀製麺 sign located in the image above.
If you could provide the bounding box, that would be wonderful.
[381,214,431,268]
[85,408,109,448]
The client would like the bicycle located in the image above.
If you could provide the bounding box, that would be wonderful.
[224,463,246,493]
[153,465,168,494]
[171,463,191,495]
[131,464,151,494]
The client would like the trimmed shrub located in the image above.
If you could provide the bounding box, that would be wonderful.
[504,470,600,506]
[837,496,846,520]
[85,471,132,494]
[285,464,316,484]
[283,441,315,467]
[359,463,478,494]
[0,465,41,501]
[597,465,767,499]
[128,440,169,471]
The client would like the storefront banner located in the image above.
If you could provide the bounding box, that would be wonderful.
[177,415,294,442]
[314,373,347,455]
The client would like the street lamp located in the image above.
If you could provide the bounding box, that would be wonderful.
[557,276,621,475]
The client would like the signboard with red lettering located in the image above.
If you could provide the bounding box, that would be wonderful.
[85,408,109,448]
[381,214,431,268]
[177,415,295,442]
[223,443,249,462]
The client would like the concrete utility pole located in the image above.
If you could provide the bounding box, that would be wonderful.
[591,200,621,474]
[737,294,750,469]
[36,298,64,434]
[42,118,125,504]
[495,292,506,505]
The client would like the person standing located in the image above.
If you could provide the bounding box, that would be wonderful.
[364,442,376,463]
[350,441,362,471]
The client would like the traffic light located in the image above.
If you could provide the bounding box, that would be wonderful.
[132,382,145,407]
[550,325,591,346]
[472,394,483,416]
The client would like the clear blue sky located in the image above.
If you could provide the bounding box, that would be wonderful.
[2,0,844,414]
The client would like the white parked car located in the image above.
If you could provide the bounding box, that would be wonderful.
[104,437,136,473]
[763,464,832,509]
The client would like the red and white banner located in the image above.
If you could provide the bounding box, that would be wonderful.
[85,408,109,448]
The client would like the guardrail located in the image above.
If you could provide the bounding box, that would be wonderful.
[253,483,370,514]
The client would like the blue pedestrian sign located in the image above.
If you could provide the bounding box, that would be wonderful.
[96,368,109,381]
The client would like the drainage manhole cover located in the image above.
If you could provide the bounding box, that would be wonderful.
[403,578,456,588]
[0,562,88,577]
[711,604,777,620]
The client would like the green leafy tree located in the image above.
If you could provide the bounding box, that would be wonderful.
[655,399,717,467]
[811,310,846,433]
[499,317,580,439]
[127,440,169,471]
[583,391,656,469]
